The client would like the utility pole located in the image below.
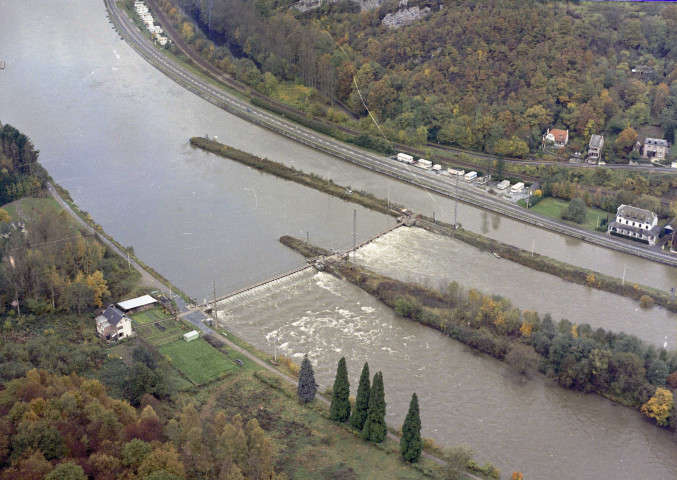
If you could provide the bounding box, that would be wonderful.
[353,209,357,261]
[454,173,459,228]
[213,281,217,323]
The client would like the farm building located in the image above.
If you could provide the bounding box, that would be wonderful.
[117,294,157,314]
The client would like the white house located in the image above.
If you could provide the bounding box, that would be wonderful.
[607,204,661,245]
[542,128,569,148]
[95,305,133,342]
[642,138,670,160]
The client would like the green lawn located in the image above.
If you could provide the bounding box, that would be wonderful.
[131,307,170,326]
[521,197,611,232]
[216,370,440,480]
[0,203,18,220]
[135,318,187,345]
[158,338,241,385]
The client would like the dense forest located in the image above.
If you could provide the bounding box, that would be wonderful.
[0,369,277,480]
[162,0,677,159]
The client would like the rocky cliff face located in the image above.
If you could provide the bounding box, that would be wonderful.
[382,5,431,28]
[293,0,387,12]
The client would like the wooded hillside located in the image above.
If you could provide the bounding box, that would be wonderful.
[168,0,677,159]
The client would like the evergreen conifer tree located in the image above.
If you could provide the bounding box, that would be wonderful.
[361,371,386,442]
[297,353,316,403]
[350,362,370,430]
[329,357,351,422]
[400,392,423,462]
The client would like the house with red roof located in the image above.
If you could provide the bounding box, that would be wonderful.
[542,128,569,148]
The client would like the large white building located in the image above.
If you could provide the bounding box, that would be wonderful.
[607,204,661,245]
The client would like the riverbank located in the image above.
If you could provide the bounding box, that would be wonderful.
[193,138,676,312]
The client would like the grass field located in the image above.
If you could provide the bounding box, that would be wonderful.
[131,307,171,326]
[214,370,439,480]
[135,318,187,345]
[158,338,242,385]
[521,197,611,232]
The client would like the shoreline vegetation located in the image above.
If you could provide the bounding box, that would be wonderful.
[282,235,677,430]
[190,137,677,312]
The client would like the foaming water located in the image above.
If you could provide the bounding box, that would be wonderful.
[354,227,677,349]
[216,270,677,480]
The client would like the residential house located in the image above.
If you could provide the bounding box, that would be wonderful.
[642,138,670,160]
[542,128,569,148]
[587,135,604,163]
[95,305,133,342]
[607,204,661,245]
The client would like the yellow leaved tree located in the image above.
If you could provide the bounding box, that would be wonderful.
[640,388,674,427]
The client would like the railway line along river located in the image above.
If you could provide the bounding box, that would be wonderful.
[0,1,675,478]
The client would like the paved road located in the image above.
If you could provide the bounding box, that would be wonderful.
[104,0,677,268]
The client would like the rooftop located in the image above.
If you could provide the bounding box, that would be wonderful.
[589,135,603,149]
[98,305,126,326]
[644,138,669,147]
[117,294,157,311]
[617,204,656,224]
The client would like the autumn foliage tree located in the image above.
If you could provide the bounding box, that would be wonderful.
[641,388,674,427]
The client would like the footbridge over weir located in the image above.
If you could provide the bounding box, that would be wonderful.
[201,220,406,311]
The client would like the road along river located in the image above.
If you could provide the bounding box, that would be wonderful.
[1,1,676,478]
[215,268,677,480]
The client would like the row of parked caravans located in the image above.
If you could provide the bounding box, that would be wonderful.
[134,1,168,45]
[395,153,525,194]
[448,168,524,193]
[396,153,442,172]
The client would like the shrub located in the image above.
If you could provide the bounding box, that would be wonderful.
[667,371,677,390]
[639,295,655,308]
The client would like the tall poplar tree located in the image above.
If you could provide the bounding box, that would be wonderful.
[361,371,386,443]
[350,362,370,430]
[297,353,316,403]
[329,357,351,422]
[400,393,423,462]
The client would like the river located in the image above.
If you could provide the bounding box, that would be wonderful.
[216,268,677,479]
[354,226,676,349]
[1,1,675,478]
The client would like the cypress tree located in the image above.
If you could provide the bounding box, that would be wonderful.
[400,393,423,462]
[297,353,316,403]
[361,371,386,443]
[329,357,351,422]
[350,362,370,430]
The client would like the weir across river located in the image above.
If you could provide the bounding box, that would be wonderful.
[202,221,405,311]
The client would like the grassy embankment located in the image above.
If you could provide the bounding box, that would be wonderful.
[127,308,447,478]
[190,137,677,311]
[517,197,610,232]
